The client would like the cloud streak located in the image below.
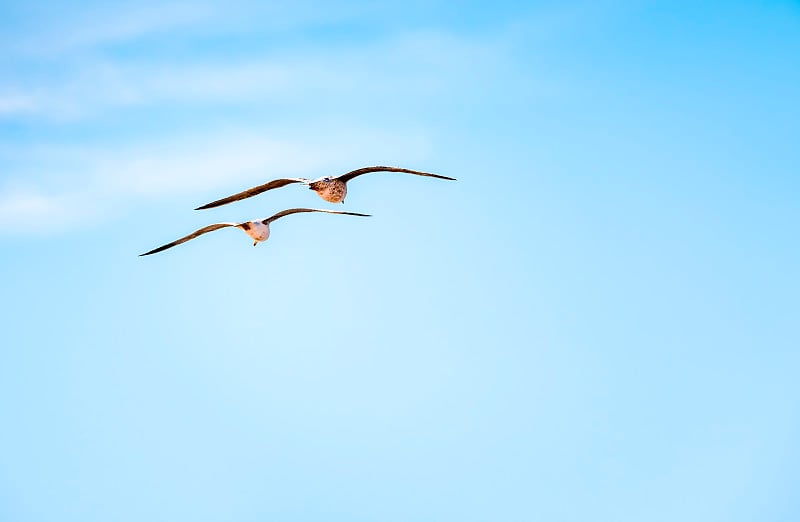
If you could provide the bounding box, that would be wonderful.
[3,2,215,56]
[0,2,538,234]
[0,94,39,115]
[0,127,432,235]
[0,23,520,119]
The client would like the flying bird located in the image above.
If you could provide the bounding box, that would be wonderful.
[140,208,370,256]
[195,165,455,210]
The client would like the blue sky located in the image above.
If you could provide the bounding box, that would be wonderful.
[1,1,798,521]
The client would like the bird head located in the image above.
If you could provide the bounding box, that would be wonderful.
[308,177,333,191]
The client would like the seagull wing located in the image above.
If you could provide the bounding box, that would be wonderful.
[263,208,371,225]
[195,178,308,210]
[336,166,456,183]
[139,223,239,256]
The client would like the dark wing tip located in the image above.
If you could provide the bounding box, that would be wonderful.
[194,200,226,211]
[415,171,456,181]
[139,244,171,256]
[194,192,252,211]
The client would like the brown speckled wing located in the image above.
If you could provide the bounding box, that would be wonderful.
[336,166,456,183]
[139,223,238,256]
[263,208,371,225]
[194,178,308,210]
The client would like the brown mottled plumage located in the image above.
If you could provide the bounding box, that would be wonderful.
[140,208,370,256]
[195,166,455,209]
[307,178,348,203]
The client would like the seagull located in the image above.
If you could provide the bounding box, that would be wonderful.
[195,165,455,210]
[140,208,370,256]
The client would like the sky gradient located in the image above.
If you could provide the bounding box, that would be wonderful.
[1,1,799,521]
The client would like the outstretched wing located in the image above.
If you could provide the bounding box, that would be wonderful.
[336,166,456,183]
[140,223,238,256]
[263,208,371,225]
[195,178,308,210]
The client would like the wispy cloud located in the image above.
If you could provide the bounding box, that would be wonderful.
[0,2,535,234]
[0,189,92,234]
[0,127,431,234]
[1,1,373,59]
[0,60,295,118]
[5,3,215,56]
[0,28,517,120]
[0,94,38,115]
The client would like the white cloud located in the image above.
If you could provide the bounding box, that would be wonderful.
[0,26,518,120]
[7,3,215,56]
[2,1,375,59]
[0,190,59,220]
[0,94,39,115]
[0,189,91,233]
[0,5,523,233]
[0,127,432,235]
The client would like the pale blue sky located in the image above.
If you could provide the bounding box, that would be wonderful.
[1,1,798,521]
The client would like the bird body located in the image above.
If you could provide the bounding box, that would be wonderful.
[140,208,369,256]
[239,220,270,244]
[195,166,454,210]
[308,178,348,203]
